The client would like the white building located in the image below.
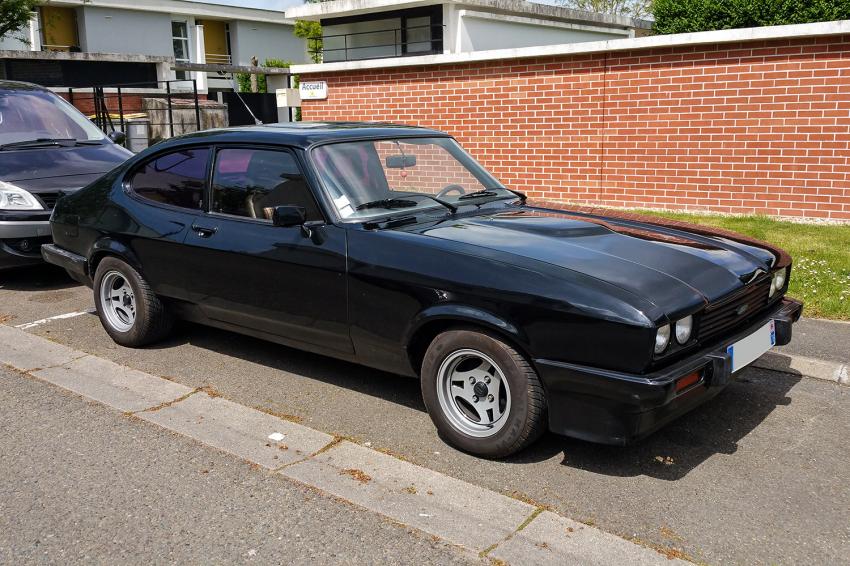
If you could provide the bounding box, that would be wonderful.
[286,0,651,63]
[0,0,307,92]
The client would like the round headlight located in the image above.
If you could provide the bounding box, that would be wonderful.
[675,315,693,344]
[773,268,787,290]
[655,324,671,354]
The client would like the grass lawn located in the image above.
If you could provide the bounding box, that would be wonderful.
[630,211,850,320]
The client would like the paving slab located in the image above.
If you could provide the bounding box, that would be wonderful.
[138,392,334,469]
[281,440,535,552]
[490,510,685,566]
[0,324,83,371]
[30,354,194,412]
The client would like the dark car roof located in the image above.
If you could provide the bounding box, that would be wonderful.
[0,80,49,92]
[164,122,451,149]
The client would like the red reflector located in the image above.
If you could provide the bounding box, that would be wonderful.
[675,371,701,392]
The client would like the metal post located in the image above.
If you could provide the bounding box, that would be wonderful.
[116,86,125,136]
[344,34,348,62]
[165,81,175,138]
[192,79,201,132]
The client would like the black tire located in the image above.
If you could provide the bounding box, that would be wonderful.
[93,256,173,347]
[421,328,547,458]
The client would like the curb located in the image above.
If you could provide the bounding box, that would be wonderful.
[0,325,686,565]
[753,352,849,386]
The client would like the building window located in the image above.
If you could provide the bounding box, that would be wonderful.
[172,21,190,81]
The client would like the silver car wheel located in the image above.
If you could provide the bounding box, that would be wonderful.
[99,270,136,333]
[436,349,512,438]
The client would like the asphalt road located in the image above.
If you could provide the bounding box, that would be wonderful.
[0,365,477,565]
[2,265,849,565]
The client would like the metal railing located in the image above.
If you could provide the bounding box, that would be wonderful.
[309,24,444,62]
[205,53,232,65]
[67,79,201,142]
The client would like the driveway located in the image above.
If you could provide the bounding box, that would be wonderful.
[2,265,849,565]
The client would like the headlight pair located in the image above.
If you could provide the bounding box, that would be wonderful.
[0,181,44,211]
[655,315,693,354]
[769,268,787,297]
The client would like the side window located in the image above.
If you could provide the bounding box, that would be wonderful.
[211,148,322,222]
[130,148,209,210]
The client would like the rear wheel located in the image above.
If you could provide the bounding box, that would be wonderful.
[421,328,547,458]
[93,257,173,347]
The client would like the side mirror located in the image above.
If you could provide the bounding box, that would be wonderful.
[108,130,127,145]
[271,205,307,227]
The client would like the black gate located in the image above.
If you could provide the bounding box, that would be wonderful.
[218,92,280,126]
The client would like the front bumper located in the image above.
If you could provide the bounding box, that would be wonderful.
[0,220,52,269]
[535,297,803,445]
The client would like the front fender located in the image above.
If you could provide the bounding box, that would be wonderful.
[405,304,527,349]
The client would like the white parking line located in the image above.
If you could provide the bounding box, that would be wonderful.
[15,309,96,330]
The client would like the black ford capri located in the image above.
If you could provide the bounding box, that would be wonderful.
[42,123,802,457]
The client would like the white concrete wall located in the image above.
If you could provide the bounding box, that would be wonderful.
[458,12,624,52]
[230,20,307,66]
[78,6,173,56]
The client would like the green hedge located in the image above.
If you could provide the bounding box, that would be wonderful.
[652,0,850,34]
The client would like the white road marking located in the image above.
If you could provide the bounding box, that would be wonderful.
[268,432,286,442]
[15,309,95,330]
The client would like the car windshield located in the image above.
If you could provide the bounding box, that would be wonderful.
[312,136,511,220]
[0,88,106,146]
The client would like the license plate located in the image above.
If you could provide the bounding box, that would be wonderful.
[727,320,776,373]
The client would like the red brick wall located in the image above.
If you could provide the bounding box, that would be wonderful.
[300,35,850,220]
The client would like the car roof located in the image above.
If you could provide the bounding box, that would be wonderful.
[166,122,451,149]
[0,80,49,92]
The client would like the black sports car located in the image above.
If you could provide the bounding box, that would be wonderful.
[42,123,802,457]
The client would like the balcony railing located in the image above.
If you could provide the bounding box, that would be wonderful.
[309,24,444,63]
[204,53,232,65]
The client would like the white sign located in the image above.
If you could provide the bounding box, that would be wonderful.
[275,88,301,107]
[299,81,328,100]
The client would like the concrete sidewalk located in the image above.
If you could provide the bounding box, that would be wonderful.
[757,317,850,385]
[0,325,683,565]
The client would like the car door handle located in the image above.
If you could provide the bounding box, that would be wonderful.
[192,224,217,238]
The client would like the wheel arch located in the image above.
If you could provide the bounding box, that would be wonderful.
[405,305,531,376]
[87,238,144,279]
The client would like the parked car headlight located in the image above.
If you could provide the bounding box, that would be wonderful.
[655,324,671,354]
[0,181,43,211]
[675,315,693,344]
[770,267,787,297]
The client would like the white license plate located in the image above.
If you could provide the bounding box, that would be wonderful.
[727,320,776,373]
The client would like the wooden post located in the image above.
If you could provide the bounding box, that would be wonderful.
[250,56,259,93]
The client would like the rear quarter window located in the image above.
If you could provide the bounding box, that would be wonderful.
[129,148,210,209]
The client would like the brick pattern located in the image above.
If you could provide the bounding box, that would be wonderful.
[301,35,850,220]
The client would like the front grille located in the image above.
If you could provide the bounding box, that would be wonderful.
[698,276,774,342]
[36,192,61,210]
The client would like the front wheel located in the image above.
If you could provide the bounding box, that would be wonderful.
[421,329,547,458]
[93,257,173,347]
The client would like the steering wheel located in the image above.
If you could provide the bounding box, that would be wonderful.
[436,184,466,199]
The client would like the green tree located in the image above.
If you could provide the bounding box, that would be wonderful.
[235,58,292,93]
[1,0,40,41]
[293,0,324,63]
[557,0,651,19]
[653,0,850,35]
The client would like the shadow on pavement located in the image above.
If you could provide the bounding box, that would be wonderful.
[146,322,803,480]
[0,264,79,292]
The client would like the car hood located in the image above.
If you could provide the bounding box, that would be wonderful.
[417,206,779,312]
[0,143,131,185]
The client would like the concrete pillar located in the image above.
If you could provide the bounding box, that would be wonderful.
[194,24,208,93]
[28,12,41,52]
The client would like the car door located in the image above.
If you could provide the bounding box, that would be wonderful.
[182,145,352,355]
[122,145,211,300]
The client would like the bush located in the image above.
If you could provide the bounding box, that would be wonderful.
[652,0,850,34]
[235,58,292,93]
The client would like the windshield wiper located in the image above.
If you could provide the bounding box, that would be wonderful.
[356,198,419,211]
[457,187,527,203]
[394,192,457,213]
[0,138,99,151]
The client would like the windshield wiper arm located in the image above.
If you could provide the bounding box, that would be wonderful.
[394,192,457,213]
[457,189,500,200]
[0,138,77,151]
[355,198,419,211]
